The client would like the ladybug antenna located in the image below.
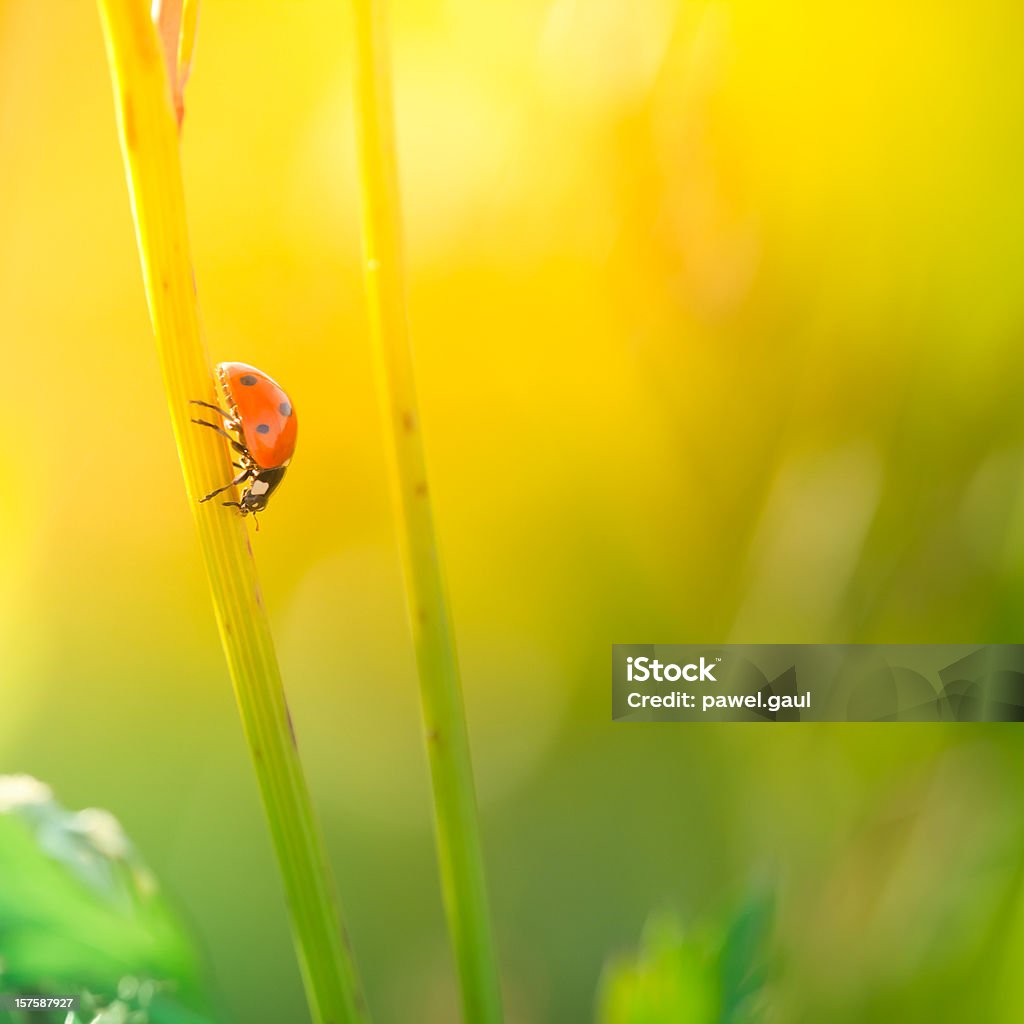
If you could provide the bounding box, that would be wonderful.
[253,512,260,533]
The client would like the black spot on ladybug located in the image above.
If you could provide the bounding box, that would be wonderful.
[256,423,271,434]
[240,374,258,386]
[279,402,292,416]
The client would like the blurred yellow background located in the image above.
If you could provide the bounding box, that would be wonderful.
[2,1,1024,1021]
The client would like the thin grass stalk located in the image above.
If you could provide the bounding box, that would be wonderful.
[348,2,504,1021]
[96,3,368,1021]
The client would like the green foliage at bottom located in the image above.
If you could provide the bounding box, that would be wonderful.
[0,775,219,1024]
[597,894,773,1024]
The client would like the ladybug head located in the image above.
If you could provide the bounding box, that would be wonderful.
[227,466,288,515]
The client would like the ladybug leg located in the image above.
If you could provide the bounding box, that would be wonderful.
[190,399,237,421]
[222,503,259,530]
[191,417,248,456]
[199,469,251,503]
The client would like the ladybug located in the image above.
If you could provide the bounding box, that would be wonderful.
[190,362,297,519]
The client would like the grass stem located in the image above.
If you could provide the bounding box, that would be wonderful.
[96,4,368,1021]
[348,2,504,1021]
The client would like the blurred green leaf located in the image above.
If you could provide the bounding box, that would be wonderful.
[597,894,773,1024]
[718,892,773,1024]
[0,775,221,1024]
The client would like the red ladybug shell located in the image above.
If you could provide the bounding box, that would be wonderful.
[217,362,297,470]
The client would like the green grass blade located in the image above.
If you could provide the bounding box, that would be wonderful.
[347,1,504,1021]
[95,4,369,1021]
